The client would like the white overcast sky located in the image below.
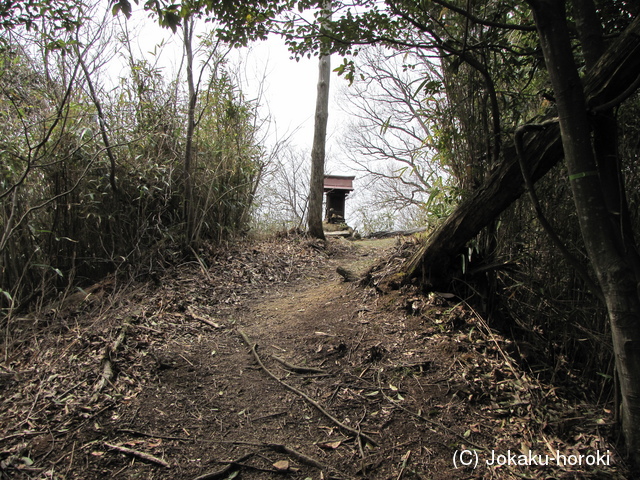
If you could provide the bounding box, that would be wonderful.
[234,35,346,169]
[121,11,350,175]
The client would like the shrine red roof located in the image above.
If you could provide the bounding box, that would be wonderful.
[323,175,355,191]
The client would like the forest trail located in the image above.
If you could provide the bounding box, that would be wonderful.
[0,236,629,479]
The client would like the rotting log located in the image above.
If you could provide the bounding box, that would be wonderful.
[403,15,640,289]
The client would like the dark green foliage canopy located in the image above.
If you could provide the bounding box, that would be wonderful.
[0,0,83,31]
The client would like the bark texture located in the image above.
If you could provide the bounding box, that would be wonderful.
[529,0,640,465]
[308,51,331,239]
[183,18,197,243]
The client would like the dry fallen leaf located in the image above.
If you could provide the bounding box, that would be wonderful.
[273,460,290,471]
[314,331,337,337]
[318,440,342,450]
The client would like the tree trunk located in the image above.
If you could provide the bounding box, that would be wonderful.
[528,0,640,463]
[183,17,197,244]
[307,5,332,240]
[573,0,640,279]
[403,14,640,288]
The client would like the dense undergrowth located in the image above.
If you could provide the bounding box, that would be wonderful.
[1,11,263,342]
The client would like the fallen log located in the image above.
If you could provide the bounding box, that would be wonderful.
[367,227,427,239]
[403,15,640,288]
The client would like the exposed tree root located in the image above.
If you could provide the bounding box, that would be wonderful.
[239,329,378,447]
[271,354,327,374]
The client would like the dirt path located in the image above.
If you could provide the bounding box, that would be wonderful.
[123,237,463,480]
[0,237,629,479]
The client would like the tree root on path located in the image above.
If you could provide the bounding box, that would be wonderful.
[238,329,378,447]
[271,354,328,375]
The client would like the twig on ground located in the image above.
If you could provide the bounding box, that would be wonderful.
[396,450,411,480]
[375,370,487,451]
[238,329,378,447]
[355,407,369,475]
[189,246,213,283]
[187,306,222,329]
[194,442,344,480]
[252,411,288,421]
[103,442,170,468]
[462,301,524,383]
[357,434,367,475]
[348,330,366,363]
[0,430,45,443]
[65,441,77,478]
[269,443,328,471]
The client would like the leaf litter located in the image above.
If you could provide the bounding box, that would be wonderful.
[0,235,630,479]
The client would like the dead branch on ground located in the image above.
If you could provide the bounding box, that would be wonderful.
[375,370,486,451]
[116,428,192,442]
[103,442,170,468]
[187,306,223,329]
[90,324,128,403]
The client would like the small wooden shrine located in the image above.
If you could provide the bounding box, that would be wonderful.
[323,175,355,224]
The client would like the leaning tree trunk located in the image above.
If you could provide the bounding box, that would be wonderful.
[402,13,640,289]
[307,3,332,240]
